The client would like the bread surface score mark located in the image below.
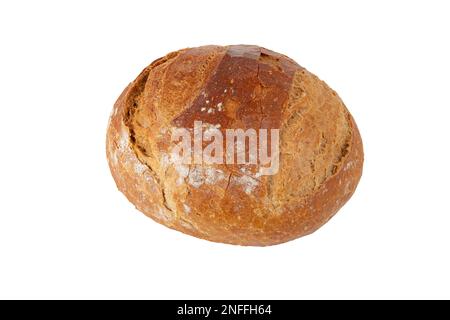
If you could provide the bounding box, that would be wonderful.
[125,52,181,221]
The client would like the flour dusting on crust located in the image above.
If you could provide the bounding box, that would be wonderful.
[232,174,259,195]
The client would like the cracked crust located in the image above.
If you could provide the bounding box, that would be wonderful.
[106,45,364,246]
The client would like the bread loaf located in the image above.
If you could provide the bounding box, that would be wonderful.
[106,45,363,246]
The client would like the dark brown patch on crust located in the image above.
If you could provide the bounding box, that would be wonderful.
[172,45,300,130]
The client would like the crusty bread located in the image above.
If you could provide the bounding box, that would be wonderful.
[106,45,363,246]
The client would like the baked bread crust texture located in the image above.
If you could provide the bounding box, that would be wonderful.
[106,45,363,246]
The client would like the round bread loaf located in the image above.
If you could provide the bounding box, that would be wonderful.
[106,45,363,246]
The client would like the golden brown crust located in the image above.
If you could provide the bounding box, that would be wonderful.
[106,45,364,246]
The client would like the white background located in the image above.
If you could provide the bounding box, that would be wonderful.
[0,0,449,299]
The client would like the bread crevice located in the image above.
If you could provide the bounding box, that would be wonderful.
[124,52,182,217]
